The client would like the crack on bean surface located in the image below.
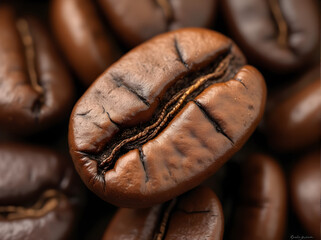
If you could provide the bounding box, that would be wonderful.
[192,100,234,144]
[0,190,65,220]
[106,111,120,127]
[174,37,189,69]
[89,47,242,173]
[93,122,103,130]
[76,109,92,117]
[235,78,247,89]
[138,146,149,182]
[110,73,150,107]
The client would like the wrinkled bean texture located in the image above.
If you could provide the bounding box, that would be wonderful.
[102,186,223,240]
[99,0,218,47]
[290,150,320,240]
[222,0,320,73]
[229,154,287,240]
[51,0,120,86]
[0,6,74,136]
[69,28,266,208]
[264,65,321,151]
[0,143,82,240]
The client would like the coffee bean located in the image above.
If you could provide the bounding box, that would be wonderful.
[228,154,287,240]
[221,0,320,73]
[0,5,75,136]
[102,186,223,240]
[264,65,321,151]
[51,0,121,86]
[0,143,83,240]
[69,28,266,208]
[99,0,218,47]
[290,150,320,239]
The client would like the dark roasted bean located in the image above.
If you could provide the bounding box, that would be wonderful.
[221,0,320,73]
[98,0,218,47]
[0,143,83,240]
[69,28,266,208]
[0,5,75,136]
[102,186,223,240]
[264,65,321,151]
[290,150,320,240]
[50,0,121,86]
[228,154,287,240]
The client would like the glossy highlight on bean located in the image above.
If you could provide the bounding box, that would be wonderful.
[69,28,266,208]
[221,0,319,73]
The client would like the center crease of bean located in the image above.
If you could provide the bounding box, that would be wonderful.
[268,0,288,47]
[99,54,232,171]
[16,19,44,97]
[0,189,65,220]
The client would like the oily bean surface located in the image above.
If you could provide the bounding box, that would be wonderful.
[290,150,320,239]
[0,143,82,240]
[102,186,223,240]
[228,154,287,240]
[0,5,74,136]
[99,0,217,47]
[264,65,321,151]
[221,0,320,73]
[51,0,120,86]
[69,28,266,208]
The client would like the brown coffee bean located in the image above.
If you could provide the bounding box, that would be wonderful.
[228,154,287,240]
[69,28,266,208]
[221,0,320,73]
[51,0,120,86]
[264,65,321,151]
[290,150,320,239]
[0,5,75,136]
[102,186,223,240]
[99,0,218,47]
[0,143,83,240]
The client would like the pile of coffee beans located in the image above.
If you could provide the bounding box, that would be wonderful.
[0,0,319,239]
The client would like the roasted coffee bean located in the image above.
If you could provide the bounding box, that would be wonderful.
[102,186,223,240]
[290,150,320,239]
[69,28,266,208]
[0,143,83,240]
[51,0,120,86]
[264,65,321,151]
[0,5,75,136]
[98,0,218,47]
[221,0,320,73]
[228,154,287,240]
